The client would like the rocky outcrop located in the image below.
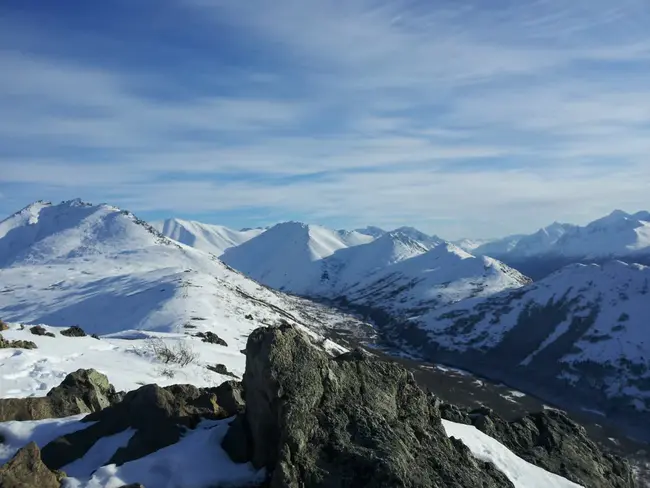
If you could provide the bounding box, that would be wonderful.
[207,363,237,378]
[0,319,8,331]
[60,326,87,337]
[222,323,514,488]
[41,381,245,470]
[0,442,63,488]
[439,404,635,488]
[0,334,37,350]
[29,325,55,338]
[0,369,121,422]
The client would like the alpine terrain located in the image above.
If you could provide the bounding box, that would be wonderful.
[0,199,646,487]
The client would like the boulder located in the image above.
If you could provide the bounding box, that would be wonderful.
[207,363,237,378]
[0,442,63,488]
[0,334,37,350]
[60,326,87,337]
[440,404,635,488]
[223,323,514,488]
[194,331,228,346]
[0,369,120,422]
[0,319,8,331]
[41,382,243,470]
[29,326,55,338]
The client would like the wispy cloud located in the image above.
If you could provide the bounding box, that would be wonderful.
[0,0,649,238]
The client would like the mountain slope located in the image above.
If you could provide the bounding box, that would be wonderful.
[152,218,265,256]
[401,261,650,436]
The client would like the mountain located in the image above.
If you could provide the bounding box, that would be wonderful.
[152,218,265,256]
[354,226,386,238]
[220,221,374,292]
[392,260,650,441]
[452,238,493,252]
[338,242,530,315]
[473,234,525,257]
[223,223,530,320]
[0,201,351,350]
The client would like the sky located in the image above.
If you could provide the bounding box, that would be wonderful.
[1,0,649,239]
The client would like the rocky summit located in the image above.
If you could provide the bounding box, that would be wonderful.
[223,323,507,487]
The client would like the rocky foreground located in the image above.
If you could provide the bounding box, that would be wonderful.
[0,323,636,487]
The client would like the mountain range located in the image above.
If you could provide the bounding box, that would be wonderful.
[1,198,650,479]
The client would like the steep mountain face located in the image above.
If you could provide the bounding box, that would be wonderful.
[391,261,650,440]
[0,201,349,351]
[473,234,524,257]
[152,218,265,256]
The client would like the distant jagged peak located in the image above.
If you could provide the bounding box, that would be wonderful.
[354,226,386,238]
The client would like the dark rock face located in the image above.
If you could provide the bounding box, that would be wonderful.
[0,334,37,350]
[29,325,55,338]
[0,369,120,422]
[60,326,87,337]
[223,323,514,488]
[194,331,228,346]
[41,382,243,470]
[0,442,62,488]
[440,404,635,488]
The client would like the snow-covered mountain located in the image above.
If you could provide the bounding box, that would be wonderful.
[452,238,493,252]
[152,218,265,256]
[475,211,650,261]
[222,223,530,318]
[404,261,650,431]
[0,200,349,351]
[337,242,530,314]
[353,226,386,238]
[220,221,374,292]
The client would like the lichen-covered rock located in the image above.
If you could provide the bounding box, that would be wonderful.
[0,319,8,331]
[60,326,87,337]
[223,323,514,488]
[0,369,120,422]
[41,382,243,470]
[0,442,63,488]
[440,404,635,488]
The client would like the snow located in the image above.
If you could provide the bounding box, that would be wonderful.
[152,218,265,256]
[442,420,583,487]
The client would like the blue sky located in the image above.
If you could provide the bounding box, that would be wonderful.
[1,0,649,239]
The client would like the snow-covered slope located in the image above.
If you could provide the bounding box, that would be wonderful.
[420,261,650,413]
[152,218,265,256]
[453,238,493,253]
[473,234,525,257]
[354,226,386,238]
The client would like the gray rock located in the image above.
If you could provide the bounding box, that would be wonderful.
[207,363,237,378]
[0,369,120,422]
[223,323,514,488]
[0,442,64,488]
[60,326,87,337]
[441,404,635,488]
[41,382,242,470]
[0,319,8,331]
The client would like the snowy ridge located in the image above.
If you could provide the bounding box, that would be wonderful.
[422,260,650,411]
[152,218,265,256]
[475,210,650,260]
